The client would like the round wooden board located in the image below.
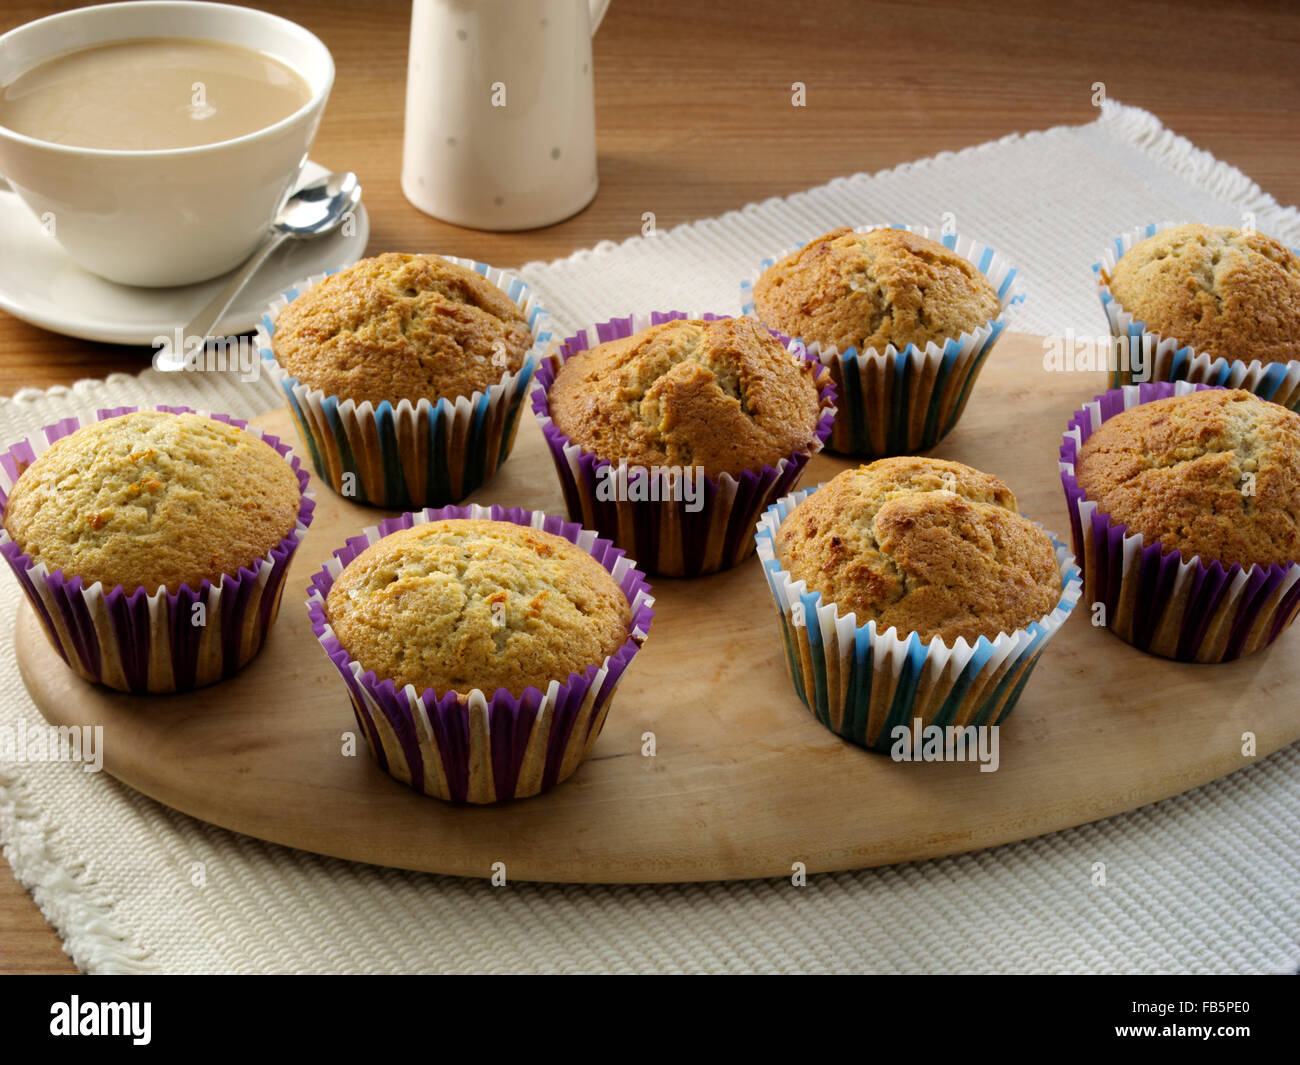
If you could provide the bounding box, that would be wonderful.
[16,334,1300,883]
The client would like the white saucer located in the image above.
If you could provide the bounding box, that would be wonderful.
[0,160,369,346]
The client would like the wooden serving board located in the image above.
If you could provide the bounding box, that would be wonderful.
[15,334,1300,883]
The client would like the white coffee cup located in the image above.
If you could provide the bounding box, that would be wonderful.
[0,1,334,288]
[402,0,609,231]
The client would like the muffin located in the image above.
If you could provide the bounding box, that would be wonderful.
[4,411,301,593]
[752,227,1001,357]
[259,253,548,508]
[745,225,1021,457]
[308,505,654,803]
[1077,389,1300,567]
[0,408,312,692]
[1096,223,1300,406]
[532,312,835,578]
[756,458,1080,752]
[548,315,822,479]
[325,519,630,695]
[1062,384,1300,661]
[775,458,1062,644]
[272,253,531,404]
[1107,225,1300,367]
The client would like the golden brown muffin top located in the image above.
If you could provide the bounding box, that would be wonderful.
[2,410,302,595]
[271,252,533,405]
[547,316,823,480]
[325,519,632,696]
[1076,389,1300,567]
[775,457,1062,645]
[1106,224,1300,366]
[752,226,1002,356]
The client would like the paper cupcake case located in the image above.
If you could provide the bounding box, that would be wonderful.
[530,311,837,578]
[1095,222,1300,408]
[741,224,1025,458]
[0,405,315,694]
[256,256,552,509]
[1060,380,1300,663]
[755,487,1082,753]
[307,502,655,803]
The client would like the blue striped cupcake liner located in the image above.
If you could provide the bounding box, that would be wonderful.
[256,256,551,509]
[0,406,315,693]
[1060,380,1300,662]
[754,485,1082,753]
[1094,222,1300,408]
[307,503,655,803]
[531,311,836,577]
[742,224,1025,458]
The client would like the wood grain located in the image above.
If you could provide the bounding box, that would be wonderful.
[3,0,1300,969]
[14,334,1300,884]
[0,861,73,973]
[2,0,1300,395]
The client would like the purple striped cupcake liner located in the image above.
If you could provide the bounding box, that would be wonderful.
[256,255,552,509]
[742,224,1025,458]
[530,311,836,578]
[756,484,1082,753]
[306,502,655,803]
[0,406,315,693]
[1095,222,1300,407]
[1059,381,1300,662]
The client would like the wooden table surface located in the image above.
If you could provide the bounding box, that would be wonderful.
[3,0,1298,974]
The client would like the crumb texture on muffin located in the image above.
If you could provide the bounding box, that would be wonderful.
[325,519,632,696]
[547,316,823,479]
[752,227,1001,356]
[2,410,301,594]
[271,252,532,405]
[775,457,1061,645]
[1106,224,1300,366]
[1076,389,1300,567]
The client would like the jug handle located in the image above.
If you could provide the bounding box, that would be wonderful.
[588,0,611,33]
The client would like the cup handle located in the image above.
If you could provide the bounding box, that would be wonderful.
[588,0,611,34]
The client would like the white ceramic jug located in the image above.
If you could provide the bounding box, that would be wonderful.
[402,0,610,231]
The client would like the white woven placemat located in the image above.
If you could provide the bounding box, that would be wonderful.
[1,101,1297,974]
